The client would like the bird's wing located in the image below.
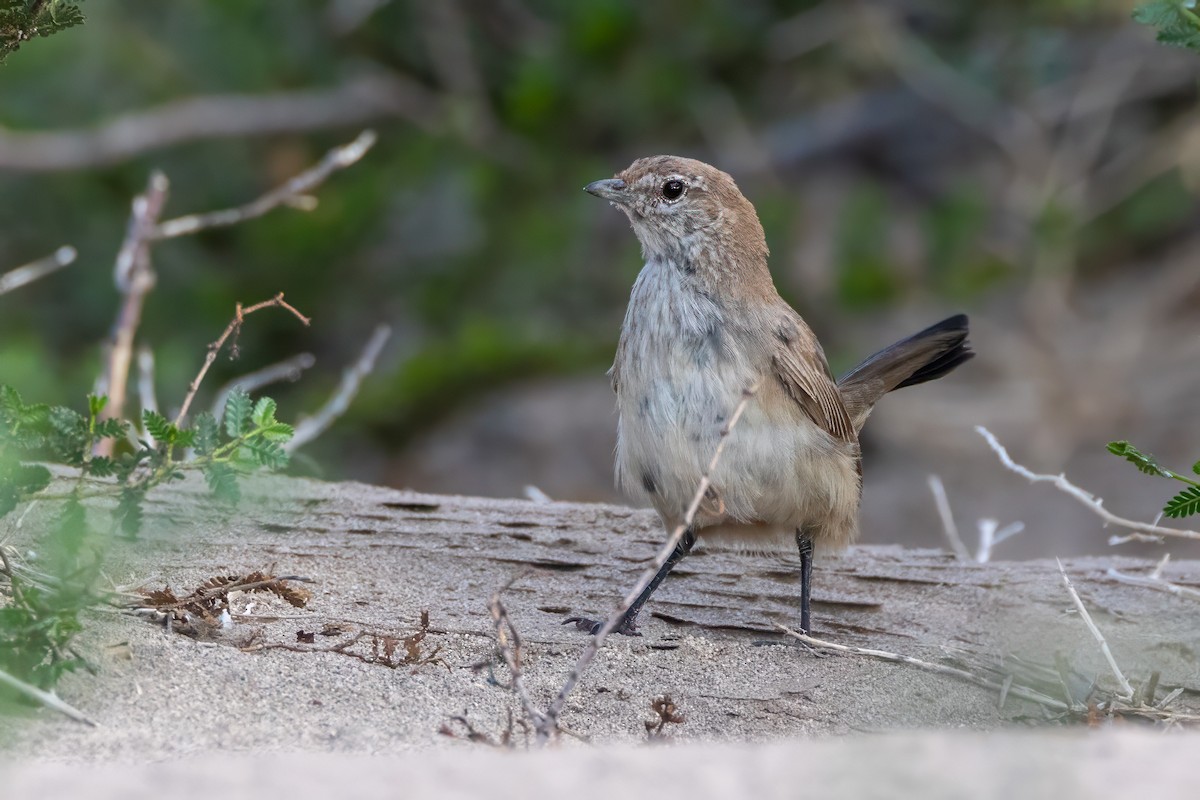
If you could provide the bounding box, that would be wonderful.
[771,317,856,443]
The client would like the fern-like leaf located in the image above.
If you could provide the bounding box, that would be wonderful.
[142,410,175,444]
[1164,486,1200,518]
[252,397,278,428]
[1107,441,1175,478]
[1133,1,1200,51]
[203,462,241,504]
[224,388,253,438]
[192,412,219,456]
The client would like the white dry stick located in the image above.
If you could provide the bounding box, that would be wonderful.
[211,353,316,420]
[286,324,392,453]
[976,426,1200,541]
[137,346,158,416]
[1107,553,1200,601]
[0,246,76,296]
[975,519,1025,564]
[523,485,552,504]
[776,626,1070,712]
[153,130,378,239]
[0,667,97,726]
[1056,558,1134,699]
[541,383,761,744]
[928,474,969,561]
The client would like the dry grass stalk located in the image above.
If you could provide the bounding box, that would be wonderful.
[539,382,760,744]
[776,625,1072,712]
[1056,559,1134,699]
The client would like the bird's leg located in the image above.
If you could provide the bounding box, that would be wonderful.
[565,528,696,636]
[796,529,814,634]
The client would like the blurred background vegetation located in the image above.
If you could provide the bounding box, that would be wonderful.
[2,0,1198,556]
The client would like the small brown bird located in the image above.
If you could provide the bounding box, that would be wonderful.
[569,155,972,636]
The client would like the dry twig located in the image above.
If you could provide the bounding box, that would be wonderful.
[1056,559,1134,699]
[286,324,391,452]
[540,382,760,743]
[976,426,1200,542]
[153,130,377,239]
[1107,554,1200,601]
[0,666,97,727]
[0,245,76,296]
[173,294,310,427]
[928,474,969,561]
[97,172,170,454]
[488,581,550,738]
[776,625,1071,711]
[0,76,437,171]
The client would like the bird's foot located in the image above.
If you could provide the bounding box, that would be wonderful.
[561,615,642,637]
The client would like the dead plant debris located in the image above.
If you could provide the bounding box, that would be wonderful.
[645,694,686,741]
[134,570,312,638]
[243,609,449,673]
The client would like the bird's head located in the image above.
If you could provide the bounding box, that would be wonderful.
[584,155,768,274]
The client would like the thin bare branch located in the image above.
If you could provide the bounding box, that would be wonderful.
[975,519,1024,564]
[0,75,438,172]
[96,172,170,456]
[153,130,377,239]
[0,666,97,726]
[1056,559,1134,699]
[286,324,391,453]
[174,294,311,428]
[1107,553,1200,602]
[542,382,760,743]
[0,245,76,296]
[976,426,1200,541]
[487,580,550,738]
[776,626,1071,711]
[211,353,316,420]
[928,474,969,561]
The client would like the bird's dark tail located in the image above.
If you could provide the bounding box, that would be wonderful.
[837,314,973,432]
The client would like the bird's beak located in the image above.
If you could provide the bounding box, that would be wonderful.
[584,178,628,203]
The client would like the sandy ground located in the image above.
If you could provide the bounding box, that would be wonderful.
[2,475,1198,792]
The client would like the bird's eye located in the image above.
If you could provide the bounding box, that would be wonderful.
[661,179,686,201]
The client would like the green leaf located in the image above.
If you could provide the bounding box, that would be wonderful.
[94,418,127,440]
[224,388,253,438]
[1134,1,1200,51]
[87,394,107,418]
[115,487,145,537]
[142,410,175,444]
[1193,461,1200,476]
[86,456,115,478]
[1165,486,1200,518]
[245,439,289,470]
[259,421,294,443]
[202,462,241,504]
[192,412,219,456]
[1106,441,1174,478]
[0,460,51,517]
[251,396,278,428]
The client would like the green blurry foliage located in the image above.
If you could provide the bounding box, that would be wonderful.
[0,0,84,64]
[1134,1,1200,50]
[0,384,294,703]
